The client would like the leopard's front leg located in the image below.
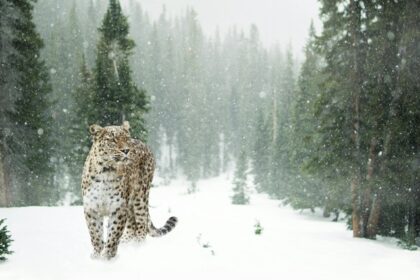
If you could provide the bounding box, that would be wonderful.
[121,207,137,242]
[102,206,128,259]
[84,209,104,258]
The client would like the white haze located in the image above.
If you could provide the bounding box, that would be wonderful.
[127,0,321,58]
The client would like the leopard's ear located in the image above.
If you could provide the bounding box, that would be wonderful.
[122,121,130,132]
[89,124,103,136]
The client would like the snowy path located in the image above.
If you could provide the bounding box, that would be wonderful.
[1,175,420,280]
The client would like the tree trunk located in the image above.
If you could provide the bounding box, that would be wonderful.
[272,89,277,145]
[323,206,331,218]
[366,195,381,239]
[366,137,377,181]
[0,148,11,207]
[361,186,371,237]
[349,0,364,238]
[351,177,361,237]
[363,137,378,238]
[0,149,7,207]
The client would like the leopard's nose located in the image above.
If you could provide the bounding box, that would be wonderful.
[122,149,130,155]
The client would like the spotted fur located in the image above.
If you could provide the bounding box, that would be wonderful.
[81,121,177,259]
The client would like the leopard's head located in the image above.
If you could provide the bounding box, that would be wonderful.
[89,121,132,163]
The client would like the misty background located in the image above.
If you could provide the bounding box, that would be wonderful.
[132,0,320,51]
[0,0,419,248]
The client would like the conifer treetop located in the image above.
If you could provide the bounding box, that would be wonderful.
[99,0,134,51]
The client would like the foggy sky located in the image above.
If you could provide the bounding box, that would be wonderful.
[129,0,321,57]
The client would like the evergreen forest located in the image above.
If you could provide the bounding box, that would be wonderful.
[0,0,419,247]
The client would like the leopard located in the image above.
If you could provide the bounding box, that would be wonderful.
[81,121,177,259]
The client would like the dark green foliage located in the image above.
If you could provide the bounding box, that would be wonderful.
[3,0,56,206]
[0,1,414,251]
[0,219,13,261]
[63,0,150,202]
[0,0,19,207]
[92,0,149,140]
[288,21,346,212]
[284,0,420,241]
[263,44,296,200]
[254,220,263,235]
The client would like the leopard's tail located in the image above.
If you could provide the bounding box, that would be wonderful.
[148,216,178,237]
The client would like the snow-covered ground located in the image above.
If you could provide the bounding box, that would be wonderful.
[1,174,420,280]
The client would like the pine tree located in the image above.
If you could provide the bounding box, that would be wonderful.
[288,22,329,212]
[6,0,56,206]
[304,0,420,241]
[370,0,420,243]
[269,44,295,199]
[356,0,405,239]
[52,1,85,201]
[85,0,99,67]
[158,27,179,179]
[0,219,13,261]
[0,0,20,207]
[252,109,271,193]
[306,0,369,237]
[92,0,149,139]
[177,8,206,183]
[143,21,165,160]
[66,56,95,203]
[232,151,249,205]
[72,56,95,154]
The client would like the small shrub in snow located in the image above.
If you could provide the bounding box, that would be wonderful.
[397,240,418,251]
[254,220,263,235]
[0,219,13,261]
[196,234,215,256]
